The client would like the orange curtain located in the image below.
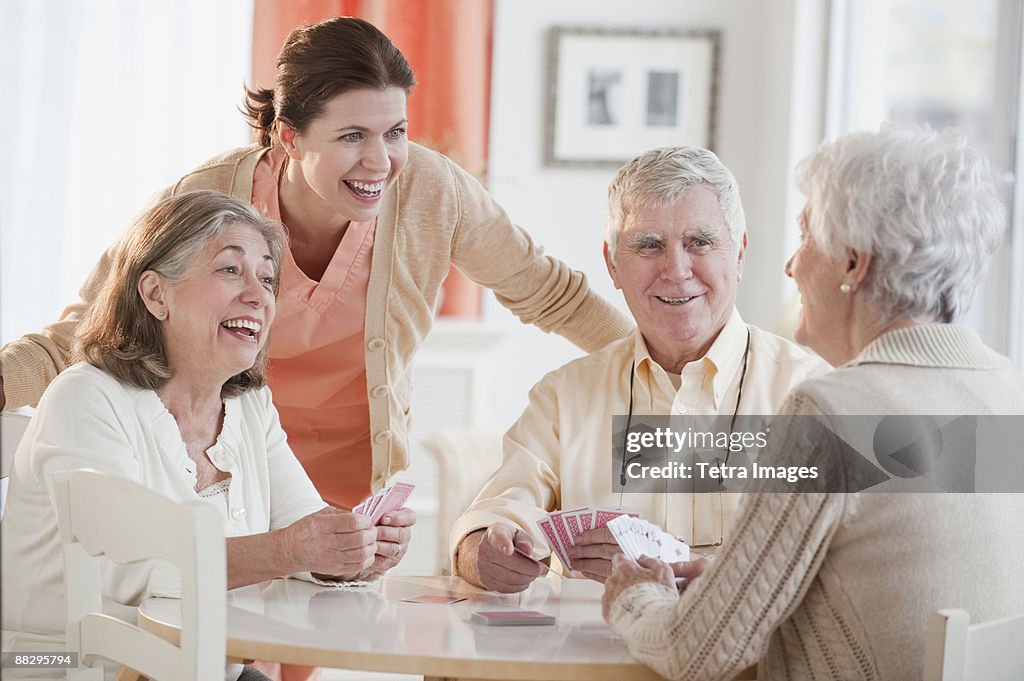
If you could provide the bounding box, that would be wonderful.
[252,0,492,317]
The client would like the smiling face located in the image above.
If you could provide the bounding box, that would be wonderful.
[605,185,745,371]
[785,203,850,364]
[146,223,278,386]
[281,87,409,224]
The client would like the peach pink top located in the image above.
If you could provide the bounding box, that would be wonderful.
[251,147,374,508]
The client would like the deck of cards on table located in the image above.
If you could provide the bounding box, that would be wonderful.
[606,515,690,563]
[353,481,415,525]
[535,507,639,570]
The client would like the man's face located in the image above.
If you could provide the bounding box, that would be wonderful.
[604,185,745,371]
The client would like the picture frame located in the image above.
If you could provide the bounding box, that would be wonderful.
[544,26,721,167]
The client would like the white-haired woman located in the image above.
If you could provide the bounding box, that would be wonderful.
[1,191,407,681]
[600,126,1024,680]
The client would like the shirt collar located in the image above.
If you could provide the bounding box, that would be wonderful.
[632,308,748,409]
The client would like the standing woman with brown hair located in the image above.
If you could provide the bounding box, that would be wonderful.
[0,17,632,520]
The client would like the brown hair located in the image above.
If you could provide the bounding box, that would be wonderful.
[75,190,288,398]
[243,16,417,147]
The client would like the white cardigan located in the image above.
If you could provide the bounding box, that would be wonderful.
[1,363,327,670]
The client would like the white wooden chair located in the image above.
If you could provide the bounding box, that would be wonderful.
[420,428,504,574]
[1,411,32,518]
[923,608,1024,681]
[53,468,226,681]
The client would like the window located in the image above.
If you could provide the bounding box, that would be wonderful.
[827,0,1024,367]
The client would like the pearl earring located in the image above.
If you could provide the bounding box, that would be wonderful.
[839,283,851,294]
[158,310,166,318]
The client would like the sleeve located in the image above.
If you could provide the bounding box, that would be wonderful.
[29,371,183,604]
[1,186,174,409]
[445,160,633,352]
[0,248,113,409]
[607,391,847,681]
[448,374,565,570]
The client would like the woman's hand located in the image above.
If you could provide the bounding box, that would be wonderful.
[371,507,416,574]
[282,507,377,580]
[601,554,676,622]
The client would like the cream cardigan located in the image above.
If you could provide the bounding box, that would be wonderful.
[608,324,1024,680]
[0,143,633,489]
[1,363,328,678]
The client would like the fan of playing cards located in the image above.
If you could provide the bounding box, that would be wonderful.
[606,515,690,564]
[352,481,414,525]
[535,507,639,570]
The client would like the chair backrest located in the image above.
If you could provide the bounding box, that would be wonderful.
[1,411,32,518]
[420,428,503,575]
[923,608,1024,681]
[52,469,226,681]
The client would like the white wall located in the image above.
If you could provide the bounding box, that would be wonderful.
[480,0,829,431]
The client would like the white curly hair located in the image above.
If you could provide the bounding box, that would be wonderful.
[796,124,1005,323]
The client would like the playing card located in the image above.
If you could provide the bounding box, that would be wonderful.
[471,610,556,626]
[401,594,466,604]
[594,507,638,528]
[352,490,377,515]
[512,546,557,575]
[578,509,594,532]
[371,481,415,524]
[361,489,384,518]
[548,512,577,566]
[550,507,585,538]
[606,516,690,563]
[536,518,572,568]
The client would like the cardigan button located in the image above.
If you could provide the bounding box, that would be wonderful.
[374,430,392,444]
[372,384,390,398]
[367,338,386,351]
[230,507,246,520]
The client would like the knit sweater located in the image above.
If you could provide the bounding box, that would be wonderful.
[608,324,1024,680]
[0,143,633,490]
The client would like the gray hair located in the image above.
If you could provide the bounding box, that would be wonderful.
[76,190,288,398]
[606,146,746,261]
[796,125,1005,323]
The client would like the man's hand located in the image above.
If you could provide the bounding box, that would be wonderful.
[457,523,547,593]
[371,507,416,574]
[282,507,377,581]
[565,527,621,583]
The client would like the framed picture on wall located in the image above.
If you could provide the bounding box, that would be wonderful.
[544,26,721,167]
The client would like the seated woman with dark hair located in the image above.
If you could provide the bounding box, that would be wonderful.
[1,190,412,680]
[600,125,1024,681]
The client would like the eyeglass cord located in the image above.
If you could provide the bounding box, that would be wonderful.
[617,329,752,527]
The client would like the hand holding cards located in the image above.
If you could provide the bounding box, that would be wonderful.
[606,515,690,563]
[353,481,415,525]
[535,507,639,570]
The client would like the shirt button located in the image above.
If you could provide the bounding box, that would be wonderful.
[674,404,687,414]
[230,507,247,520]
[371,384,390,398]
[374,430,392,444]
[367,338,386,351]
